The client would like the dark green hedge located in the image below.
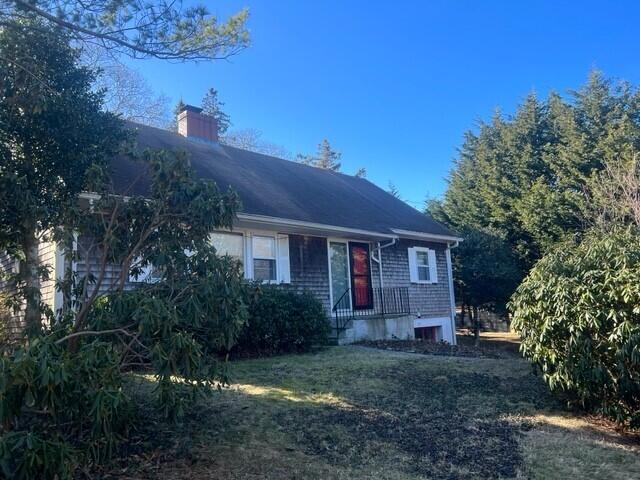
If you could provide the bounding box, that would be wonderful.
[233,285,331,356]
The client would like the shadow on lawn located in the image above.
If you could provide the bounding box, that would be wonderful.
[107,349,597,480]
[269,361,554,480]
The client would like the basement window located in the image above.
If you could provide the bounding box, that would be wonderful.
[415,326,441,342]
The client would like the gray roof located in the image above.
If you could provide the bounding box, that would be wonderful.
[110,123,456,238]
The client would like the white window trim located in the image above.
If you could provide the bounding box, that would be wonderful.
[239,229,291,284]
[409,246,438,284]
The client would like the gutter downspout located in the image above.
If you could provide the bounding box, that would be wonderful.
[446,240,460,345]
[371,237,397,290]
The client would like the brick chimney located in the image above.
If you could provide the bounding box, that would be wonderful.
[177,105,218,143]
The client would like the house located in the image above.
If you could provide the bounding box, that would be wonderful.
[4,106,462,344]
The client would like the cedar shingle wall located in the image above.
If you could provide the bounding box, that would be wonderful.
[287,235,331,312]
[370,239,452,318]
[286,235,452,321]
[74,234,453,321]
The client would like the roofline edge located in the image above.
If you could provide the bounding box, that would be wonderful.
[390,228,463,243]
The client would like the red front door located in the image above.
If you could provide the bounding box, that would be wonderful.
[349,242,373,310]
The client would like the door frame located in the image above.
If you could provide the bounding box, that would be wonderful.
[348,241,374,310]
[327,238,353,312]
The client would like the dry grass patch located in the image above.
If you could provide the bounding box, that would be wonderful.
[102,342,638,479]
[520,413,640,479]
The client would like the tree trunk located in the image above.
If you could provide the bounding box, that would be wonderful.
[460,301,466,327]
[22,228,42,338]
[473,306,480,347]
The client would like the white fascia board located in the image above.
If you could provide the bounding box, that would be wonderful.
[390,228,463,244]
[236,214,397,240]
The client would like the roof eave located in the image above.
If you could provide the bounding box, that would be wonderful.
[390,228,463,244]
[235,213,396,240]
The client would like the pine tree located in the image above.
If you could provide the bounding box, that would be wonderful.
[431,70,640,303]
[297,139,342,171]
[201,88,231,136]
[354,167,366,178]
[388,182,401,198]
[171,99,186,131]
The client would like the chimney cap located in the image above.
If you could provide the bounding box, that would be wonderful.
[180,104,203,114]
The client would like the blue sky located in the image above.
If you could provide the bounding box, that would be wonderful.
[133,1,640,208]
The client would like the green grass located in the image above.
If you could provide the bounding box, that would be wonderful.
[114,335,640,479]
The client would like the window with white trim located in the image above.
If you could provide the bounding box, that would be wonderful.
[416,250,430,281]
[408,247,438,284]
[252,235,277,282]
[210,232,244,266]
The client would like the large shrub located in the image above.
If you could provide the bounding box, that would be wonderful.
[234,286,330,356]
[0,335,133,479]
[88,251,248,417]
[510,228,640,427]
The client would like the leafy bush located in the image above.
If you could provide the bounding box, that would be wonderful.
[0,335,134,479]
[510,228,640,427]
[0,252,248,479]
[88,251,248,418]
[233,286,330,356]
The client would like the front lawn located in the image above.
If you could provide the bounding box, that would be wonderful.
[114,334,639,479]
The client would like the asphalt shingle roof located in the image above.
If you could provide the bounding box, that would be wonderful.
[110,123,456,238]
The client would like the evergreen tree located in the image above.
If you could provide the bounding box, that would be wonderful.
[432,71,640,274]
[201,88,231,136]
[0,18,125,336]
[0,1,249,61]
[298,139,342,171]
[171,99,186,131]
[388,182,401,199]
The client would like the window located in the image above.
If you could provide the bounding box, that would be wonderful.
[210,232,244,264]
[415,326,441,342]
[416,250,430,282]
[409,247,438,284]
[252,235,277,282]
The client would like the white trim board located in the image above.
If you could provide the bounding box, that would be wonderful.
[237,214,396,240]
[391,228,463,244]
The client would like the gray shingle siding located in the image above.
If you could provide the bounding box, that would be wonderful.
[287,235,331,312]
[285,235,453,322]
[49,233,454,332]
[370,239,452,319]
